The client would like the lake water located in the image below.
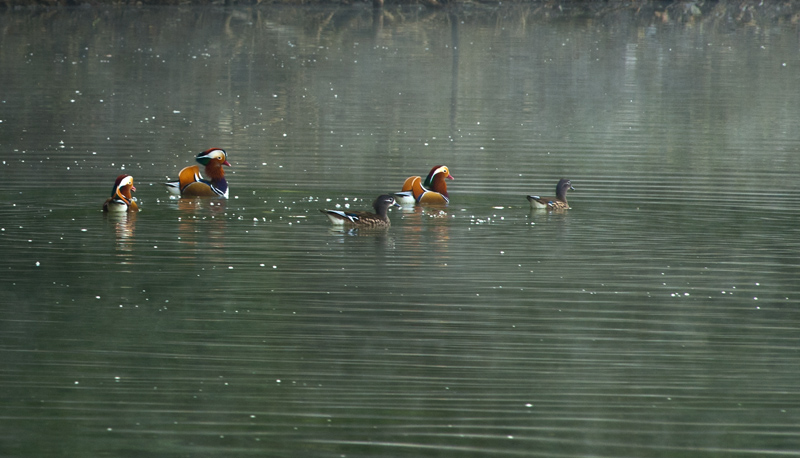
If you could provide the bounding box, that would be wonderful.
[1,3,800,457]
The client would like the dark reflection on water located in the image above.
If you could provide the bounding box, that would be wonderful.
[2,4,800,458]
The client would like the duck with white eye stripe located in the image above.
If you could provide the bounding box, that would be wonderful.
[103,174,139,212]
[527,178,574,210]
[165,148,231,198]
[320,195,401,229]
[394,165,453,206]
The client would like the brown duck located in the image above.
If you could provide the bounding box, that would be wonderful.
[527,179,574,210]
[321,195,401,228]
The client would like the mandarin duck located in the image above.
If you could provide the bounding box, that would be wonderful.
[527,178,574,210]
[165,148,231,198]
[394,165,454,205]
[320,195,401,228]
[103,174,139,212]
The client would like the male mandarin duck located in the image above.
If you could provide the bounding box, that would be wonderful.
[320,195,401,228]
[103,174,139,212]
[394,165,454,205]
[165,148,231,198]
[527,178,574,210]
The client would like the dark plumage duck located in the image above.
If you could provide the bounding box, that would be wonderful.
[395,165,453,205]
[165,148,231,198]
[103,174,139,212]
[527,178,574,210]
[320,195,401,228]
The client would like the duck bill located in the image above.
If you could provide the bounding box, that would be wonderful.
[223,160,232,167]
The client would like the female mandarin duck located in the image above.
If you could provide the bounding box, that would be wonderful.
[527,178,574,210]
[103,174,139,212]
[165,148,231,198]
[320,195,401,228]
[394,165,454,205]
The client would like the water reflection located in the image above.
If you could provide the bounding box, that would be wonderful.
[326,227,397,254]
[173,198,229,257]
[104,211,136,255]
[399,206,452,264]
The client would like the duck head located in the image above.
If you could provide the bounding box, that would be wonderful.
[372,194,402,216]
[423,165,454,195]
[195,148,230,180]
[556,179,574,199]
[112,174,136,201]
